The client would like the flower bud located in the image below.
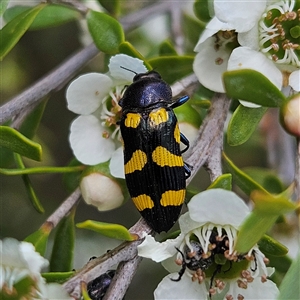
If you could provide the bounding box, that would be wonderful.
[281,94,300,137]
[80,163,128,211]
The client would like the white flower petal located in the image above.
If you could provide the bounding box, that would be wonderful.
[137,234,184,262]
[66,73,113,115]
[239,100,262,108]
[161,255,180,274]
[194,17,234,49]
[289,70,300,91]
[109,54,148,83]
[228,47,283,90]
[38,282,73,300]
[69,115,115,165]
[109,147,125,179]
[154,273,208,300]
[188,189,250,229]
[193,37,230,93]
[178,211,204,235]
[214,0,266,32]
[226,277,279,300]
[238,23,260,50]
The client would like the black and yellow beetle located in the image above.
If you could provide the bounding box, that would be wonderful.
[119,69,191,233]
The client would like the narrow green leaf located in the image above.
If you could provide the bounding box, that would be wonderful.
[148,56,194,84]
[20,100,47,139]
[278,252,300,300]
[159,40,178,56]
[97,0,120,17]
[243,167,284,194]
[24,222,53,255]
[0,4,45,60]
[223,69,286,107]
[227,105,267,146]
[251,190,296,215]
[235,192,296,253]
[87,10,124,54]
[3,5,80,30]
[77,220,136,241]
[0,126,42,161]
[14,153,45,213]
[258,234,288,256]
[42,271,74,283]
[174,103,202,128]
[207,174,232,190]
[235,211,278,253]
[0,0,9,16]
[82,282,93,300]
[193,0,212,22]
[118,41,152,70]
[222,152,269,196]
[50,209,76,272]
[182,12,205,51]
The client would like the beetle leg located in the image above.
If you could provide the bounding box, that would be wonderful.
[180,133,189,153]
[171,247,187,282]
[170,95,189,109]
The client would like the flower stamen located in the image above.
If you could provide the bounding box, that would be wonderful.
[259,0,300,67]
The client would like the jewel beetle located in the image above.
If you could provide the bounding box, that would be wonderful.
[119,69,191,233]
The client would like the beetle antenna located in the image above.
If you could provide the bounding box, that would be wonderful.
[120,66,138,75]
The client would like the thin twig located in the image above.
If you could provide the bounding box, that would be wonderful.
[63,218,152,298]
[46,187,81,228]
[0,1,173,125]
[186,93,231,183]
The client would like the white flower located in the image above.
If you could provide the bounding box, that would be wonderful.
[0,238,72,299]
[138,189,279,299]
[66,54,148,178]
[193,0,300,104]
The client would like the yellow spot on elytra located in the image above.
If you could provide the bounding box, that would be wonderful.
[152,146,183,167]
[160,190,185,207]
[149,108,168,126]
[124,113,141,128]
[174,123,180,144]
[132,194,154,210]
[124,150,147,174]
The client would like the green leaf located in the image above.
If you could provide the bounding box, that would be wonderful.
[207,173,232,190]
[227,105,267,146]
[42,271,74,283]
[243,167,284,194]
[193,0,212,22]
[159,40,178,56]
[0,126,42,161]
[222,152,269,196]
[97,0,120,17]
[50,209,76,272]
[0,4,45,60]
[258,234,288,256]
[77,220,136,241]
[119,41,152,70]
[278,252,300,300]
[235,191,296,253]
[3,5,80,30]
[14,153,45,213]
[223,69,286,107]
[87,10,124,54]
[24,222,53,255]
[0,0,9,16]
[63,158,83,192]
[20,100,47,139]
[148,56,194,84]
[182,12,205,52]
[174,102,202,128]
